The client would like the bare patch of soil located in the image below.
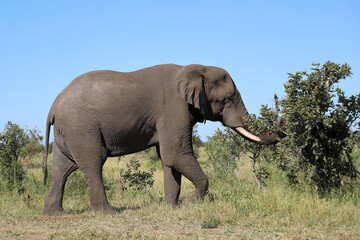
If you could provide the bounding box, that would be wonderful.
[1,216,253,239]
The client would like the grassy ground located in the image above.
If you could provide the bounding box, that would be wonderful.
[1,148,359,239]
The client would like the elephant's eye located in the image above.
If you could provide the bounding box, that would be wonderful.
[225,96,233,103]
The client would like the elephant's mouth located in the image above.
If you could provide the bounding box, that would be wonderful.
[232,127,279,145]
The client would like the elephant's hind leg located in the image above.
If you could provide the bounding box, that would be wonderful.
[81,165,115,214]
[44,142,78,215]
[70,143,115,214]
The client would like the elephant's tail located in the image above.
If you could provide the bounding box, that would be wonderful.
[43,114,54,185]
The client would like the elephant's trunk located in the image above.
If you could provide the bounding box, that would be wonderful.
[223,91,285,145]
[233,127,279,145]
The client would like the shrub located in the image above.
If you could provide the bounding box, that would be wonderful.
[119,157,155,191]
[0,121,43,192]
[205,128,240,178]
[274,62,360,191]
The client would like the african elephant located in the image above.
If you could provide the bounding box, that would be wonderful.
[43,64,280,215]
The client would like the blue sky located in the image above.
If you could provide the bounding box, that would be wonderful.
[1,1,359,141]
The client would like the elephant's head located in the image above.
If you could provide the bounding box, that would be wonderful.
[176,64,281,145]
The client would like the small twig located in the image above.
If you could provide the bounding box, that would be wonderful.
[274,93,280,120]
[251,156,262,190]
[235,167,241,187]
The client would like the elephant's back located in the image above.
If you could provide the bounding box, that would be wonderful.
[48,64,183,127]
[52,70,130,104]
[61,70,129,95]
[56,64,182,100]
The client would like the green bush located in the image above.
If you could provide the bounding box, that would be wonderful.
[274,62,360,191]
[0,121,43,192]
[119,157,155,191]
[205,128,240,178]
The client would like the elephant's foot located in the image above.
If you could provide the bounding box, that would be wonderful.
[185,189,208,204]
[164,192,181,206]
[184,195,202,204]
[43,207,65,216]
[185,177,209,204]
[164,197,179,207]
[43,199,65,216]
[91,203,117,214]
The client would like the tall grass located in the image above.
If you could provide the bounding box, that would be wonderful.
[0,147,359,239]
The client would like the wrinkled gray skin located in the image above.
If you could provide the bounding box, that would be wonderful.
[43,64,279,215]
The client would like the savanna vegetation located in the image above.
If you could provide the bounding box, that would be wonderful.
[1,62,359,239]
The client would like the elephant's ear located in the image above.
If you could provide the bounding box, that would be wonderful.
[175,65,211,117]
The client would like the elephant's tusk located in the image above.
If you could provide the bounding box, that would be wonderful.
[234,127,278,145]
[234,127,262,143]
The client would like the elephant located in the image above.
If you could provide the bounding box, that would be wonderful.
[43,64,281,215]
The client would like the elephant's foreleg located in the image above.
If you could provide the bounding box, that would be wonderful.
[44,143,78,215]
[160,142,208,204]
[174,157,209,203]
[162,163,182,205]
